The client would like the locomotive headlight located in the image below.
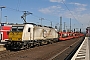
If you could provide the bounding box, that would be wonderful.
[8,41,11,44]
[18,38,22,40]
[9,38,12,40]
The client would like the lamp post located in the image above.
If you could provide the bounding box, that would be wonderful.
[0,6,5,42]
[64,22,66,30]
[39,18,44,26]
[5,16,8,24]
[0,6,6,24]
[46,19,53,27]
[70,18,71,32]
[50,21,52,27]
[55,23,59,31]
[60,16,62,32]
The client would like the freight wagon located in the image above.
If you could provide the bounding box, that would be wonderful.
[5,23,58,49]
[58,32,84,41]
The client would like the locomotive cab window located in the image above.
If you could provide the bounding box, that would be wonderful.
[12,26,24,32]
[18,27,24,31]
[12,27,17,31]
[28,28,30,32]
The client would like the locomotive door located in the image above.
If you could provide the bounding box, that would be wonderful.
[28,28,31,40]
[0,32,3,40]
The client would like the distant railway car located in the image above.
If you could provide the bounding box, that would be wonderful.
[67,32,73,39]
[58,32,69,40]
[73,32,79,38]
[0,26,12,42]
[86,27,90,36]
[5,23,58,49]
[58,32,83,41]
[79,33,84,37]
[73,32,82,38]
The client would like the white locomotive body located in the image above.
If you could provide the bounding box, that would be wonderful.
[6,23,58,49]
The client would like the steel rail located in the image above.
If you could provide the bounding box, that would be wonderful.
[48,37,85,60]
[64,37,85,60]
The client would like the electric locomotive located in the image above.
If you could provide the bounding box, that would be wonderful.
[5,23,58,49]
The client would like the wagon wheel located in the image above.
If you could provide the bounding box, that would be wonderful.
[40,42,43,46]
[26,44,29,49]
[28,43,31,48]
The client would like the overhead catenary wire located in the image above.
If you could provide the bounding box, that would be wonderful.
[0,4,22,12]
[6,6,22,12]
[5,6,41,19]
[62,0,77,21]
[0,4,58,27]
[62,0,82,24]
[17,0,21,11]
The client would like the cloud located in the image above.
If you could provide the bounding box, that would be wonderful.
[39,2,89,28]
[69,2,87,7]
[69,2,87,12]
[49,0,65,3]
[39,5,63,14]
[75,7,86,12]
[39,2,87,16]
[78,14,90,25]
[39,8,51,14]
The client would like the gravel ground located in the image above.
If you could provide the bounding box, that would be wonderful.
[0,37,84,60]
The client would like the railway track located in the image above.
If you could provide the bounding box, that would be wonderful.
[0,37,84,60]
[64,37,85,60]
[49,37,85,60]
[49,37,83,60]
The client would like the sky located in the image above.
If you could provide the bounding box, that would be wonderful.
[0,0,90,32]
